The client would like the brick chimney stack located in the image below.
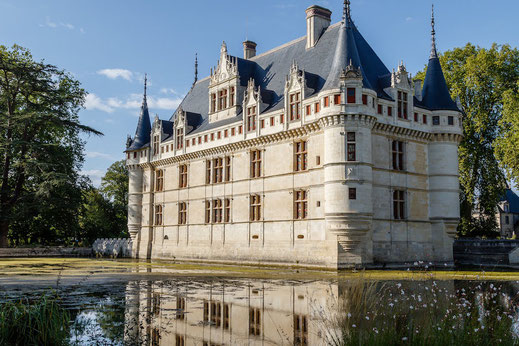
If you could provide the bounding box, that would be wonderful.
[243,40,257,59]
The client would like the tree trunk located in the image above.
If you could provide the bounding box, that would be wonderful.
[0,220,8,247]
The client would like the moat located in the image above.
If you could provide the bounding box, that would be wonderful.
[2,258,519,345]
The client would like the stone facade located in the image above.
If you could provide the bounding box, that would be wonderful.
[125,3,462,269]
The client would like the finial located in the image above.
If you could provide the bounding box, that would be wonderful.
[193,53,198,87]
[430,4,438,59]
[343,0,351,23]
[143,73,147,102]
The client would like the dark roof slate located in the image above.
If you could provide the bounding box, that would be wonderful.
[421,57,459,111]
[127,97,151,151]
[501,189,519,214]
[169,21,393,134]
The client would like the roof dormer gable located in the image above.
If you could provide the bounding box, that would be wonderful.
[210,42,239,86]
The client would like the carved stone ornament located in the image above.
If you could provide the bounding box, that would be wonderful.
[341,60,362,80]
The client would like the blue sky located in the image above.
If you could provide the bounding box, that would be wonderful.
[1,0,518,185]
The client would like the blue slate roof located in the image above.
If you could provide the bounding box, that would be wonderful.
[127,96,151,151]
[421,56,459,111]
[169,19,393,135]
[501,189,519,214]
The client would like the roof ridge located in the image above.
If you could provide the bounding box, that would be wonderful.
[250,22,342,61]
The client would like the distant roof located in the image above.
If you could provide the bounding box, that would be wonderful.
[421,57,459,111]
[501,189,519,214]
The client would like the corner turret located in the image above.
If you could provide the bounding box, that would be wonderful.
[127,75,152,151]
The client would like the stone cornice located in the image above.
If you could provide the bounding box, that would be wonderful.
[146,121,322,168]
[373,122,431,141]
[318,113,377,129]
[429,133,463,143]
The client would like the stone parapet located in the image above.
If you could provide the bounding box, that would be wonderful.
[92,238,132,258]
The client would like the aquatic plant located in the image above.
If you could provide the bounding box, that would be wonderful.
[0,294,70,346]
[327,276,519,346]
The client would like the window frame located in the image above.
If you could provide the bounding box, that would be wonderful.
[155,169,164,192]
[250,150,262,178]
[392,140,405,171]
[347,132,356,162]
[294,190,308,220]
[294,141,308,172]
[393,190,406,220]
[178,202,187,225]
[289,92,301,121]
[179,164,188,188]
[250,195,262,222]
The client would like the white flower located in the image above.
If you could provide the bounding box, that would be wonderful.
[474,328,479,332]
[402,337,408,341]
[352,324,357,328]
[365,316,370,321]
[347,313,352,318]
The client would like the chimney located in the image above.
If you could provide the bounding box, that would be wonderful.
[305,5,332,49]
[243,40,257,59]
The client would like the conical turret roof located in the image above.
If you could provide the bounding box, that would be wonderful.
[421,6,458,111]
[127,75,152,151]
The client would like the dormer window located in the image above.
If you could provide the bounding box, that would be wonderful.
[176,128,183,149]
[218,89,228,110]
[289,92,301,121]
[230,87,235,107]
[247,106,257,132]
[397,91,408,119]
[211,93,217,113]
[347,88,356,104]
[153,135,160,155]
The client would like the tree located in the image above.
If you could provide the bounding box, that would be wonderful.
[495,89,519,185]
[417,44,519,237]
[101,160,128,213]
[0,45,102,247]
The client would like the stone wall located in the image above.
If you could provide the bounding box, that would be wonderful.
[453,239,519,266]
[92,238,132,258]
[0,247,91,257]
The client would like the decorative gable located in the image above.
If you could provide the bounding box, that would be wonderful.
[208,42,241,124]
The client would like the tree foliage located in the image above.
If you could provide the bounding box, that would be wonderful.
[0,44,101,246]
[417,43,519,237]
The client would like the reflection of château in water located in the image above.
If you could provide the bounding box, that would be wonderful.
[123,279,337,345]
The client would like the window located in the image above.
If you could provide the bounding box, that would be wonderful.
[211,133,214,141]
[250,150,262,178]
[414,112,419,122]
[347,88,355,104]
[179,164,188,188]
[224,199,231,223]
[212,199,223,224]
[224,129,228,138]
[334,94,342,105]
[175,335,185,346]
[239,125,243,134]
[260,119,265,129]
[198,136,202,144]
[211,302,222,327]
[505,204,510,213]
[347,132,356,162]
[506,216,510,225]
[289,92,301,121]
[349,188,357,200]
[154,205,163,226]
[250,195,261,221]
[247,106,257,132]
[178,202,187,225]
[294,141,308,172]
[306,105,311,116]
[448,116,454,125]
[153,135,160,155]
[152,329,160,346]
[433,116,440,125]
[280,114,284,124]
[362,94,368,105]
[249,308,261,336]
[176,128,183,149]
[225,156,231,182]
[393,190,406,220]
[176,297,186,320]
[205,201,211,223]
[392,141,405,171]
[211,93,216,113]
[294,190,308,220]
[155,169,164,192]
[192,138,196,145]
[230,87,235,107]
[217,131,221,139]
[388,106,393,117]
[324,96,330,107]
[218,89,227,110]
[231,127,236,136]
[270,117,275,126]
[161,146,164,154]
[423,114,427,124]
[207,157,231,184]
[397,91,408,119]
[212,157,223,183]
[294,315,308,346]
[223,303,230,330]
[204,134,208,142]
[315,102,320,113]
[377,104,383,115]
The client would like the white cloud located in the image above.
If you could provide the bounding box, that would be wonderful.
[97,68,134,81]
[40,17,75,30]
[80,28,86,34]
[84,93,183,114]
[85,94,115,113]
[81,169,104,186]
[406,17,413,22]
[86,151,116,160]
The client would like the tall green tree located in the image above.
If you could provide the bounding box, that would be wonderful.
[417,43,519,237]
[495,88,519,185]
[0,45,101,247]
